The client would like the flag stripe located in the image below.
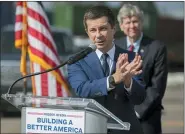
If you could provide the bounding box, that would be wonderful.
[16,5,25,16]
[40,67,48,96]
[62,85,68,97]
[15,23,23,32]
[33,62,42,96]
[28,26,59,59]
[15,15,23,23]
[16,1,23,6]
[15,30,22,40]
[56,80,62,96]
[48,72,57,97]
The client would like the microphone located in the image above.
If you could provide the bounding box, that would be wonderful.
[67,44,97,65]
[6,44,96,94]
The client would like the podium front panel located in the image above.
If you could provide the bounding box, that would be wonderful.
[21,107,86,133]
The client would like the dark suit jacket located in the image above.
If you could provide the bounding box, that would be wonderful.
[115,35,168,121]
[67,45,146,134]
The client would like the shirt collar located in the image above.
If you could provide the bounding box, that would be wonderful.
[126,32,143,48]
[95,43,115,61]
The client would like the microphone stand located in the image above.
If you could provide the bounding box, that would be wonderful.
[6,60,68,95]
[6,45,95,95]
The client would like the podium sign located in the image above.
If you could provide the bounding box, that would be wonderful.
[23,107,85,133]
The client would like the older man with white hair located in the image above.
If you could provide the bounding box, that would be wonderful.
[115,3,168,134]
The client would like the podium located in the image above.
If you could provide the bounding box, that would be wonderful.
[2,94,130,133]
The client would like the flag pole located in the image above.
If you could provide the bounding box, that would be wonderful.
[15,2,28,95]
[21,1,28,95]
[23,55,27,95]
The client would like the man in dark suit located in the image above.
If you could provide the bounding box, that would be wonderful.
[115,4,168,134]
[68,5,146,134]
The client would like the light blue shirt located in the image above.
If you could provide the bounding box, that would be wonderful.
[126,33,143,52]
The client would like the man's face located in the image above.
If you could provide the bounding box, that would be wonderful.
[86,16,115,52]
[120,16,142,40]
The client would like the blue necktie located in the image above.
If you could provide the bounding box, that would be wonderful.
[102,53,110,76]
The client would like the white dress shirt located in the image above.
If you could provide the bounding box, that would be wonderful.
[126,33,143,52]
[95,44,132,92]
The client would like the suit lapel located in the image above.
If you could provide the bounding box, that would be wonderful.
[111,48,119,74]
[84,52,104,78]
[114,45,122,62]
[138,35,150,60]
[121,37,127,50]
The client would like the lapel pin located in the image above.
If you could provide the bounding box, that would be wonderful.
[140,49,144,53]
[140,49,145,58]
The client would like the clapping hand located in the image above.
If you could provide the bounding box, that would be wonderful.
[112,53,130,84]
[125,53,143,76]
[112,53,143,88]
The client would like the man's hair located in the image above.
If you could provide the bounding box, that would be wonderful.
[117,3,144,25]
[83,5,115,30]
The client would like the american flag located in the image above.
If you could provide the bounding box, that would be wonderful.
[15,1,70,97]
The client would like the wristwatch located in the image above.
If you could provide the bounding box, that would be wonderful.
[109,75,116,88]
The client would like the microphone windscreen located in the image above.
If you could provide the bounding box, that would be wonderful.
[89,44,97,51]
